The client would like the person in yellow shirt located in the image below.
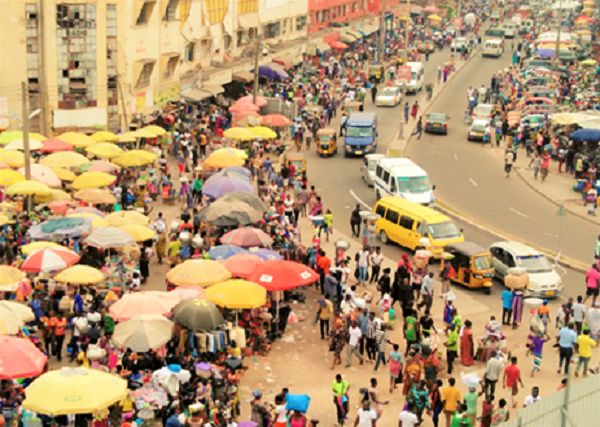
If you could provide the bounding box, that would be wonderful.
[576,330,597,377]
[229,340,242,358]
[120,391,136,421]
[441,377,461,427]
[76,343,90,368]
[317,298,334,340]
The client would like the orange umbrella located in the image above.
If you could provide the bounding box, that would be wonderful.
[329,41,349,49]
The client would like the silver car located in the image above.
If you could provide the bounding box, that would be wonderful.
[361,154,384,186]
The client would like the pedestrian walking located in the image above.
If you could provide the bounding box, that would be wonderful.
[317,298,333,340]
[404,102,410,123]
[346,321,364,367]
[371,85,378,104]
[573,295,586,335]
[369,247,383,284]
[411,117,423,140]
[575,329,597,377]
[483,351,502,400]
[583,264,600,306]
[332,374,350,425]
[525,331,549,377]
[354,400,377,427]
[350,204,362,237]
[411,101,420,120]
[557,322,577,374]
[417,272,434,312]
[441,378,461,427]
[503,356,524,409]
[504,149,514,178]
[529,153,541,180]
[501,288,514,325]
[444,324,459,375]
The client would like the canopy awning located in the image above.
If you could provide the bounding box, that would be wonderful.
[359,25,379,36]
[272,56,295,70]
[233,71,254,82]
[200,85,225,96]
[340,34,358,43]
[238,12,259,29]
[345,30,363,40]
[182,89,212,102]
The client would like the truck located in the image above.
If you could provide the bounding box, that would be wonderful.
[344,112,377,157]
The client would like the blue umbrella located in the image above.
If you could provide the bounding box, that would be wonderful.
[570,129,600,142]
[203,176,254,199]
[258,65,289,80]
[249,249,283,261]
[534,48,555,58]
[222,166,251,177]
[211,170,250,181]
[208,245,248,260]
[28,217,93,240]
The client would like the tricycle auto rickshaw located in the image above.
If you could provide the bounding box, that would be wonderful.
[344,101,362,115]
[441,241,494,294]
[284,151,307,176]
[316,128,337,157]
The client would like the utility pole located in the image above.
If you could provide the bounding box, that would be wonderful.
[404,0,410,65]
[378,0,386,63]
[37,0,48,136]
[303,13,310,77]
[252,33,261,105]
[552,0,563,71]
[21,82,32,182]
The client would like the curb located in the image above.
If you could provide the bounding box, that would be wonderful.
[513,166,600,228]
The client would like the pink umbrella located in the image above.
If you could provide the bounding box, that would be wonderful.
[424,5,438,12]
[49,201,76,215]
[109,291,181,321]
[0,162,10,170]
[237,95,267,107]
[169,286,206,300]
[220,227,274,247]
[40,138,74,153]
[221,253,263,278]
[230,102,260,113]
[0,336,47,379]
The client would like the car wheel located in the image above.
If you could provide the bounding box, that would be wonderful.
[344,151,349,158]
[484,288,491,295]
[379,230,389,244]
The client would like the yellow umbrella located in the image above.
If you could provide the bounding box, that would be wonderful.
[584,0,594,4]
[85,142,124,159]
[583,7,595,14]
[129,129,157,139]
[0,150,25,168]
[223,127,256,141]
[40,152,89,168]
[576,29,592,35]
[428,14,442,21]
[0,131,46,145]
[5,180,51,196]
[105,211,149,226]
[205,279,267,309]
[54,265,105,284]
[52,168,77,181]
[4,139,44,151]
[0,266,25,292]
[0,170,25,186]
[203,152,245,169]
[73,188,116,204]
[90,131,119,143]
[119,224,156,242]
[141,125,167,136]
[247,126,278,139]
[34,189,72,203]
[21,242,64,256]
[56,132,96,148]
[112,150,157,167]
[67,213,108,229]
[0,215,13,226]
[212,148,248,160]
[166,259,232,287]
[71,171,116,190]
[22,367,127,415]
[118,133,138,143]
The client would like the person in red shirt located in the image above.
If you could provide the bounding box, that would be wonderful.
[316,249,331,295]
[584,264,600,306]
[503,356,524,409]
[51,312,68,362]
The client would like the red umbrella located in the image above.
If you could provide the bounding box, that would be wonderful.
[21,247,81,273]
[221,253,263,278]
[40,138,75,153]
[329,41,349,50]
[220,227,274,247]
[246,260,319,291]
[0,336,47,379]
[237,95,267,107]
[230,102,260,113]
[261,114,293,127]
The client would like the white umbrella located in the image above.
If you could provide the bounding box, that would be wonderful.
[112,314,174,353]
[18,164,61,188]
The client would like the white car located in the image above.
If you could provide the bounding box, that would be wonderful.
[451,37,467,52]
[467,119,491,141]
[472,104,494,121]
[376,87,402,107]
[489,241,564,298]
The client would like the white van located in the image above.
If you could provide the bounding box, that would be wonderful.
[373,158,435,205]
[404,62,424,93]
[483,39,504,57]
[502,22,518,38]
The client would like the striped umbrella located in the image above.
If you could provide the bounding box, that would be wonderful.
[84,227,135,248]
[70,207,106,218]
[21,247,80,273]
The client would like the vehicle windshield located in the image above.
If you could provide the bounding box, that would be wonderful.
[473,255,492,270]
[381,88,397,96]
[346,127,374,138]
[289,160,304,170]
[428,113,447,122]
[471,123,486,132]
[411,72,418,80]
[427,222,461,239]
[319,134,332,142]
[475,106,492,115]
[397,176,431,193]
[516,254,553,273]
[368,160,378,171]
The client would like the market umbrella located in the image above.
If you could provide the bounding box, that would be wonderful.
[109,291,180,321]
[0,215,13,226]
[21,247,80,273]
[4,139,44,151]
[74,188,117,204]
[535,48,555,58]
[0,150,25,167]
[79,160,121,173]
[167,259,231,287]
[40,151,89,168]
[0,169,25,186]
[120,224,156,242]
[71,206,106,218]
[0,301,35,323]
[257,64,289,79]
[206,279,266,309]
[247,126,278,139]
[221,167,251,178]
[57,132,96,148]
[0,336,47,379]
[0,131,46,145]
[105,211,149,226]
[84,227,135,248]
[233,112,262,127]
[51,168,77,181]
[247,260,318,291]
[329,41,349,49]
[48,200,75,215]
[237,95,268,107]
[90,131,119,143]
[67,213,108,229]
[220,227,274,247]
[72,171,116,190]
[261,114,293,127]
[223,127,257,141]
[425,5,438,12]
[112,314,174,352]
[28,217,93,240]
[54,265,105,284]
[172,298,225,330]
[248,248,284,261]
[208,245,248,260]
[18,164,61,187]
[198,200,263,226]
[212,147,249,159]
[211,170,250,182]
[130,128,157,139]
[169,286,206,300]
[202,176,254,199]
[6,180,51,196]
[112,150,157,167]
[141,125,167,136]
[581,59,597,66]
[34,189,72,203]
[570,128,600,142]
[21,242,64,256]
[427,14,442,21]
[0,267,26,293]
[229,102,260,114]
[118,132,139,143]
[203,152,245,169]
[222,253,264,278]
[23,367,128,415]
[40,138,74,153]
[85,142,124,159]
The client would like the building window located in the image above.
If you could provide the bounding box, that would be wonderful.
[323,9,329,22]
[296,16,306,31]
[314,12,320,24]
[185,43,195,61]
[26,3,41,132]
[238,0,258,15]
[163,56,179,79]
[137,62,155,87]
[266,22,280,38]
[136,0,155,26]
[56,4,97,110]
[163,0,178,21]
[281,19,287,35]
[224,35,231,50]
[204,0,227,25]
[198,39,211,58]
[353,2,358,12]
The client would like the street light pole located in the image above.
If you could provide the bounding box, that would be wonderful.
[252,32,261,105]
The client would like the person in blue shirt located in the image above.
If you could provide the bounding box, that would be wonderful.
[501,290,514,326]
[263,158,272,173]
[557,322,578,375]
[165,407,185,427]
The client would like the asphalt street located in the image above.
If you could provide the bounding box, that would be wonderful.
[305,43,587,304]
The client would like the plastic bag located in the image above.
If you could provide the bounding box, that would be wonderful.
[461,372,481,388]
[530,314,545,334]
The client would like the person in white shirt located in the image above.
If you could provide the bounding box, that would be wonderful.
[346,321,364,367]
[572,296,586,335]
[355,399,378,427]
[523,386,541,407]
[398,402,419,427]
[356,246,370,286]
[369,247,384,284]
[344,285,357,303]
[274,394,287,426]
[86,308,101,326]
[341,294,356,316]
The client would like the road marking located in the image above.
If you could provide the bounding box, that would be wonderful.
[349,190,372,210]
[509,207,529,219]
[469,178,477,186]
[454,154,458,160]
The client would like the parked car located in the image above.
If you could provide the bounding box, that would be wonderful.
[376,87,402,107]
[451,37,467,52]
[472,103,494,121]
[467,119,491,141]
[424,113,449,135]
